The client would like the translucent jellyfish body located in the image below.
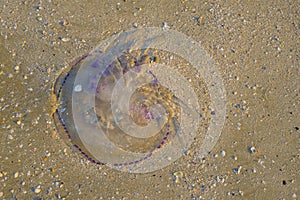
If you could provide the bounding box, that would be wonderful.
[53,28,226,173]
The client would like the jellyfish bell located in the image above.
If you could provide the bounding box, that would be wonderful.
[51,28,224,173]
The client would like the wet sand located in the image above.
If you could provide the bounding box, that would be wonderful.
[0,0,299,199]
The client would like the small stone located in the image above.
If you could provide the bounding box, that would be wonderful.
[233,166,242,174]
[238,190,244,196]
[0,192,3,197]
[36,16,43,22]
[132,22,138,28]
[216,176,224,183]
[13,65,20,71]
[248,146,257,154]
[173,171,183,183]
[61,37,70,42]
[27,87,33,91]
[49,168,55,173]
[34,6,43,10]
[13,172,19,178]
[59,20,69,26]
[7,134,14,140]
[174,171,183,177]
[162,22,170,31]
[33,185,41,194]
[220,150,226,157]
[231,156,237,160]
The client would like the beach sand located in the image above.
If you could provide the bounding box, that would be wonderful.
[0,0,298,199]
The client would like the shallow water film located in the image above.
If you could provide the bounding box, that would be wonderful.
[0,0,299,199]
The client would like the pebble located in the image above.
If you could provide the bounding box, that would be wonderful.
[132,22,138,28]
[248,146,257,154]
[0,192,3,197]
[13,172,19,178]
[231,156,237,160]
[61,37,70,42]
[27,87,33,91]
[233,166,242,174]
[33,185,41,194]
[238,190,244,196]
[220,150,226,157]
[7,134,14,140]
[13,65,20,72]
[173,171,183,183]
[216,176,224,183]
[36,16,43,22]
[162,22,170,31]
[59,20,69,26]
[251,167,256,173]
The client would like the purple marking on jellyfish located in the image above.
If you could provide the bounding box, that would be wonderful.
[144,111,151,121]
[98,82,107,92]
[91,61,100,68]
[73,53,90,67]
[149,110,155,120]
[145,109,155,121]
[132,64,141,73]
[98,70,104,76]
[148,70,159,85]
[103,64,114,76]
[90,82,96,92]
[95,87,100,94]
[94,49,103,54]
[89,77,95,90]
